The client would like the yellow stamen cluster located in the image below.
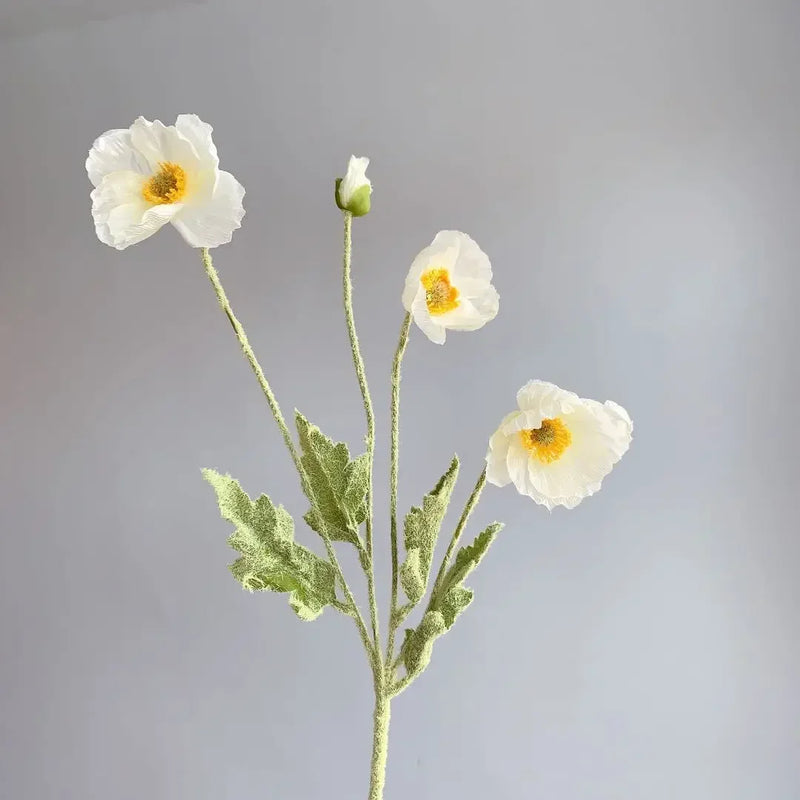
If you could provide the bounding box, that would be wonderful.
[142,162,187,205]
[520,417,572,463]
[421,268,459,315]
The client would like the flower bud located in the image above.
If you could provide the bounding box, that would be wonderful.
[335,155,372,216]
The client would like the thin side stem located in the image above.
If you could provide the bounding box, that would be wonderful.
[200,247,373,658]
[385,313,412,665]
[200,247,303,477]
[429,467,487,601]
[341,212,381,651]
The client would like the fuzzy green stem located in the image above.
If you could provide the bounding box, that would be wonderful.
[430,467,487,600]
[367,686,391,800]
[200,247,374,658]
[342,212,381,651]
[386,313,412,665]
[200,247,303,478]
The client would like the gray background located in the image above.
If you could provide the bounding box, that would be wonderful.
[1,1,798,798]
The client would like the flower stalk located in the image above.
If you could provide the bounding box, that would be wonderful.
[386,313,411,664]
[341,211,381,650]
[200,247,374,660]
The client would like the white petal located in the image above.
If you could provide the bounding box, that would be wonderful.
[410,290,446,344]
[505,436,535,497]
[516,380,581,416]
[485,412,518,486]
[171,170,245,248]
[175,114,220,174]
[91,171,180,250]
[402,230,497,339]
[129,116,202,173]
[425,231,462,271]
[339,155,371,204]
[490,380,633,509]
[402,248,434,311]
[86,128,148,187]
[402,233,467,312]
[437,285,499,331]
[446,232,493,284]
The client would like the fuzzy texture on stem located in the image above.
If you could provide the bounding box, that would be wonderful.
[386,313,412,664]
[368,684,391,800]
[341,212,381,650]
[200,247,374,658]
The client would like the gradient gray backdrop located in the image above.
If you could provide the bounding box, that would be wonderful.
[1,1,798,798]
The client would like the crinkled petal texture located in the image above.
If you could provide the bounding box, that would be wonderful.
[86,114,244,250]
[486,380,633,510]
[402,230,499,344]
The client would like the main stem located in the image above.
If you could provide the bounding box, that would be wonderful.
[199,248,373,657]
[368,683,391,800]
[341,218,392,799]
[386,313,412,664]
[341,213,381,649]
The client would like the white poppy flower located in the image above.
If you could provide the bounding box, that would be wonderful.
[486,380,632,510]
[335,155,372,216]
[86,115,245,250]
[402,231,499,344]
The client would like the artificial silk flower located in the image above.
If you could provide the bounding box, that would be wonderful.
[86,115,245,250]
[402,230,499,344]
[335,155,372,216]
[486,380,632,510]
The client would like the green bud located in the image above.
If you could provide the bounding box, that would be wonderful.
[335,179,372,217]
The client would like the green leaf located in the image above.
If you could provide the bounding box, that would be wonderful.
[433,522,503,626]
[398,521,502,685]
[399,456,459,605]
[295,411,369,546]
[203,469,336,621]
[400,611,447,680]
[439,585,474,629]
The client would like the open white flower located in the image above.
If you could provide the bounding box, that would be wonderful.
[336,155,372,216]
[87,115,245,250]
[486,380,632,510]
[402,231,499,344]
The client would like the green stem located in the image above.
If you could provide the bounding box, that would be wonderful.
[430,467,487,601]
[200,247,373,658]
[367,685,391,800]
[386,313,412,665]
[341,212,381,651]
[200,247,303,478]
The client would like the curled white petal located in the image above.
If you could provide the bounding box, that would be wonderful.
[171,170,245,248]
[86,115,245,249]
[486,381,633,510]
[86,129,147,188]
[402,230,499,344]
[91,171,180,249]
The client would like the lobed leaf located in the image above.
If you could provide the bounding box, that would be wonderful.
[203,469,336,621]
[295,411,369,546]
[398,521,502,685]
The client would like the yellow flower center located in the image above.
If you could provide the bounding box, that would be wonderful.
[519,417,572,463]
[421,268,459,315]
[142,162,187,205]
